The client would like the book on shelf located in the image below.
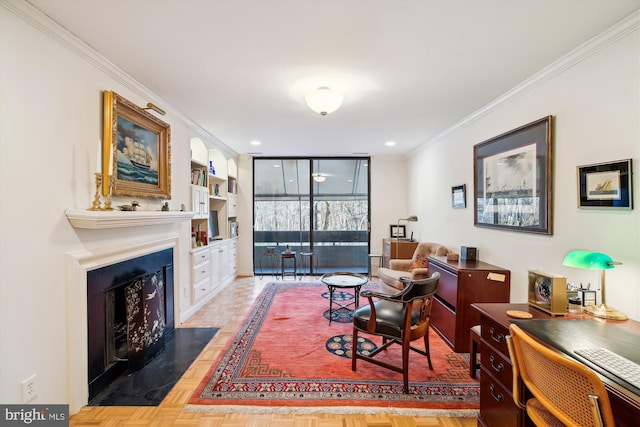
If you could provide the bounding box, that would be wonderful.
[191,169,207,186]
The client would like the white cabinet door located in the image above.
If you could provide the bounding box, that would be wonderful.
[210,243,223,292]
[191,185,209,219]
[220,241,231,282]
[227,193,237,218]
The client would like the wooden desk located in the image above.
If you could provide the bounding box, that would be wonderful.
[472,303,640,427]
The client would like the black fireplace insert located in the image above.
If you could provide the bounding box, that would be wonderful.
[87,248,174,399]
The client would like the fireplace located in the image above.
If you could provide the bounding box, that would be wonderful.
[86,248,174,399]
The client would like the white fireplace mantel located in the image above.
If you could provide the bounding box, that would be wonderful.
[65,235,181,414]
[65,209,194,229]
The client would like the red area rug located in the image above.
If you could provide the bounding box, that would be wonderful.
[188,281,479,415]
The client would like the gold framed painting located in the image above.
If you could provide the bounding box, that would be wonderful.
[102,91,171,199]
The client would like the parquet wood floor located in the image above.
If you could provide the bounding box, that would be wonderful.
[70,276,477,427]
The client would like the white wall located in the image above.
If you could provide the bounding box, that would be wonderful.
[236,155,254,276]
[369,157,413,255]
[407,22,640,320]
[0,3,226,408]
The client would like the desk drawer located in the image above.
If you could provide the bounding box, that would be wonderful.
[428,262,458,308]
[481,316,509,356]
[481,340,512,387]
[431,298,456,348]
[479,366,519,427]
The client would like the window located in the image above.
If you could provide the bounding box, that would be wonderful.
[253,157,370,275]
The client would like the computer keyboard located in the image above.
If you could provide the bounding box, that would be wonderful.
[574,347,640,389]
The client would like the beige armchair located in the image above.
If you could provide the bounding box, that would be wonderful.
[377,242,450,293]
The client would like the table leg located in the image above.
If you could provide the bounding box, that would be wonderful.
[328,285,335,325]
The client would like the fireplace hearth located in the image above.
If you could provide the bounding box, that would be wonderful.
[87,248,174,399]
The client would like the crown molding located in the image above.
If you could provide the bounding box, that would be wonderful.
[3,0,238,159]
[409,10,640,156]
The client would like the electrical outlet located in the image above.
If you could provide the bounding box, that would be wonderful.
[21,374,37,403]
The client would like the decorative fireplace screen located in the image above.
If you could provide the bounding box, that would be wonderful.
[87,248,174,399]
[105,269,166,373]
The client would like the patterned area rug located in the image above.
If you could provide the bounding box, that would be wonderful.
[188,281,479,415]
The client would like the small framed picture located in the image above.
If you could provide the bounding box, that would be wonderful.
[390,224,406,238]
[577,159,632,209]
[452,184,466,208]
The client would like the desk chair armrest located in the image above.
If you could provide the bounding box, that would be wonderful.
[506,335,527,411]
[360,287,405,302]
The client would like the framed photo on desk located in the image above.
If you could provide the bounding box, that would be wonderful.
[389,224,406,238]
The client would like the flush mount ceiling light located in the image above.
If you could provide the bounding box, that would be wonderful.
[305,86,343,116]
[312,173,327,182]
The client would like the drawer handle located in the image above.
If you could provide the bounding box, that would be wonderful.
[489,355,505,372]
[489,383,503,402]
[490,327,505,344]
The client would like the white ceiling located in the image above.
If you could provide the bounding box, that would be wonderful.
[27,0,640,157]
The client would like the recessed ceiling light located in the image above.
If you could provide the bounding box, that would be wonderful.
[385,141,396,146]
[250,140,261,146]
[273,164,280,168]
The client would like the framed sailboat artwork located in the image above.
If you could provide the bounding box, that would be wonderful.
[102,91,171,199]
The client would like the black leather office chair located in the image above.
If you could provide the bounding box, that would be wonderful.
[351,272,440,393]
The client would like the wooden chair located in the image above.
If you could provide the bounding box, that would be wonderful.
[506,324,615,427]
[351,272,440,393]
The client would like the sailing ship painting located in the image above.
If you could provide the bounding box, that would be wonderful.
[586,171,620,200]
[116,116,159,186]
[125,137,152,170]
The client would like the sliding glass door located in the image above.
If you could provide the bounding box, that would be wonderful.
[253,157,370,276]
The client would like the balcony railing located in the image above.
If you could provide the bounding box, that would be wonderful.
[254,230,368,276]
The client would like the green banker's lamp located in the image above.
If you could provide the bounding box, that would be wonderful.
[562,250,627,320]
